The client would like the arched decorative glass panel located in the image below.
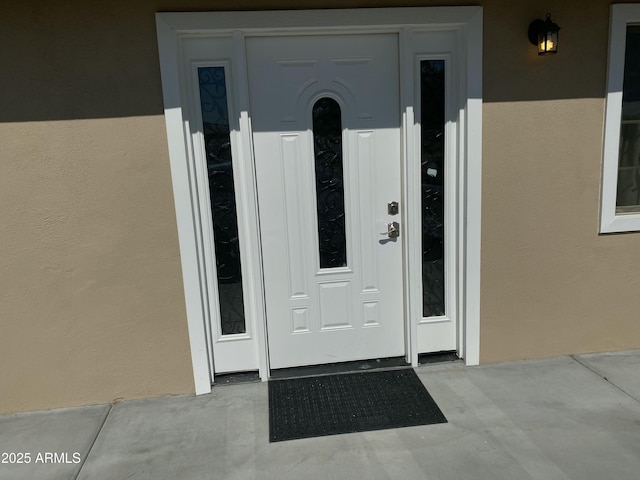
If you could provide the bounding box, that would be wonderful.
[312,97,347,269]
[197,66,246,335]
[420,60,446,317]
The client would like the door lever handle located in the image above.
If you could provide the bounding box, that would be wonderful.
[381,221,400,238]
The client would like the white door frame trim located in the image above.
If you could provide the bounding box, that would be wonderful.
[156,6,482,395]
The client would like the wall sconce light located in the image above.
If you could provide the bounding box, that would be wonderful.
[528,13,560,55]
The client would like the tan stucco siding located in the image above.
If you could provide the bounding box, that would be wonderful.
[482,98,640,362]
[481,0,640,362]
[2,0,640,413]
[0,116,195,414]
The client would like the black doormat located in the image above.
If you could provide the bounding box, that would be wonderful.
[268,368,447,442]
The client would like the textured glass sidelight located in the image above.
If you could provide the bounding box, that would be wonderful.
[198,66,246,335]
[312,97,347,269]
[420,60,446,317]
[617,26,640,212]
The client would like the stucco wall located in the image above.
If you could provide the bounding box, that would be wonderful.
[481,0,640,362]
[0,2,197,414]
[1,0,640,413]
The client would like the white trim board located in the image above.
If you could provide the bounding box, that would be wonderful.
[156,7,482,395]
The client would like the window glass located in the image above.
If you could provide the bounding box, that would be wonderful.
[312,98,348,269]
[198,66,246,335]
[618,26,640,212]
[421,60,446,317]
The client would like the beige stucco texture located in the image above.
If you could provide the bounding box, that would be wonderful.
[482,98,640,362]
[0,117,195,414]
[2,0,640,413]
[481,0,640,362]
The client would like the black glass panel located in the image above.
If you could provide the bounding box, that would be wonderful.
[312,98,347,269]
[617,26,640,210]
[198,66,246,335]
[420,60,446,317]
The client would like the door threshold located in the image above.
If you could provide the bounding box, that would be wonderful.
[417,351,459,365]
[214,371,260,386]
[269,357,409,381]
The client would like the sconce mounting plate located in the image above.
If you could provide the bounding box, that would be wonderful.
[528,19,545,45]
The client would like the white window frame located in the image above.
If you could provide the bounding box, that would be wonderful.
[602,4,640,233]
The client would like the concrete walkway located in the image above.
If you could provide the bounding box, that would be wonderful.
[2,350,640,480]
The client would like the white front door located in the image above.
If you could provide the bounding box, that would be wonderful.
[247,34,405,369]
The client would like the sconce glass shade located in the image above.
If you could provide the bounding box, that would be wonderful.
[529,13,560,55]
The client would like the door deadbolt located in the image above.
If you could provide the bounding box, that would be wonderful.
[388,201,399,215]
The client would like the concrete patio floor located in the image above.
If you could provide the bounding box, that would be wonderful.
[1,350,640,480]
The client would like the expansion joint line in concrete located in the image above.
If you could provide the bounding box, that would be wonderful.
[73,403,113,480]
[570,355,640,405]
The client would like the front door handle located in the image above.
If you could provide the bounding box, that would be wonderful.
[384,221,400,238]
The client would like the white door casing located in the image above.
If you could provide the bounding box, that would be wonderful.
[247,34,405,369]
[155,7,482,394]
